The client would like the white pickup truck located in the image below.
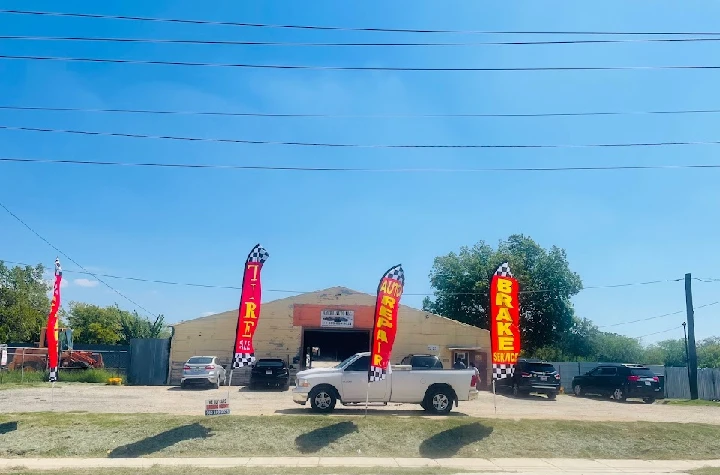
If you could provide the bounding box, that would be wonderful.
[292,352,478,414]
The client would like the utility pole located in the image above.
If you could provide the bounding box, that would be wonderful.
[682,322,690,385]
[685,273,699,400]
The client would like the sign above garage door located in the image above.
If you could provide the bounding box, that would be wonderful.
[320,310,355,328]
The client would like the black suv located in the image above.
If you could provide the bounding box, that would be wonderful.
[571,363,660,403]
[249,359,290,390]
[399,354,444,369]
[497,359,560,399]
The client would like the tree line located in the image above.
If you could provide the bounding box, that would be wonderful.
[0,261,167,346]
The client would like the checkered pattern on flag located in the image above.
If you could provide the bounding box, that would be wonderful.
[232,244,269,369]
[490,262,520,381]
[47,258,62,383]
[369,264,404,383]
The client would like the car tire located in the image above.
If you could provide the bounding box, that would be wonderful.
[573,384,584,397]
[309,385,337,413]
[180,381,187,389]
[613,387,626,402]
[643,397,656,404]
[427,388,453,415]
[547,392,557,400]
[512,384,524,398]
[214,378,220,390]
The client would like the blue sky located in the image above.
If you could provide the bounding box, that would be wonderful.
[1,1,719,343]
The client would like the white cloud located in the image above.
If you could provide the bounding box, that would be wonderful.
[73,278,99,288]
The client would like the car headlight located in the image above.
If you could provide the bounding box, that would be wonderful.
[297,379,309,387]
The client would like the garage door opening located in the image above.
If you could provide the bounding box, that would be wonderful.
[302,329,370,368]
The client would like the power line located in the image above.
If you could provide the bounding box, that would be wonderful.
[4,157,720,173]
[0,202,157,318]
[607,301,719,330]
[5,104,720,119]
[634,325,683,340]
[5,124,720,150]
[0,258,686,296]
[5,34,720,47]
[3,10,720,36]
[5,54,720,72]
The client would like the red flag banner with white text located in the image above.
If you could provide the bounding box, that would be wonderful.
[47,258,62,382]
[369,264,404,383]
[231,244,269,368]
[490,262,520,380]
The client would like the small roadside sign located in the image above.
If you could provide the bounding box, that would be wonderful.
[205,398,230,416]
[0,345,7,367]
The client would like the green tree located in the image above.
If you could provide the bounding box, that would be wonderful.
[119,312,167,343]
[529,317,600,361]
[423,234,583,354]
[0,261,50,343]
[698,337,720,368]
[592,332,646,363]
[65,302,124,344]
[644,339,687,366]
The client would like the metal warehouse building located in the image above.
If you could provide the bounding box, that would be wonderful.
[168,287,491,385]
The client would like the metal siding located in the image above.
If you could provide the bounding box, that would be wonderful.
[128,338,170,385]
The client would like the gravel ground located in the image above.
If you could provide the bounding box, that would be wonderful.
[2,383,719,424]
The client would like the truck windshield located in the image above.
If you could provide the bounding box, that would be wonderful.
[334,355,359,369]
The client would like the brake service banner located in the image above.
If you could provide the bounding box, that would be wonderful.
[47,258,62,382]
[490,262,520,380]
[369,264,405,383]
[231,244,269,368]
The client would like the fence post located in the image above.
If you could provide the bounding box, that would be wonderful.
[21,350,25,383]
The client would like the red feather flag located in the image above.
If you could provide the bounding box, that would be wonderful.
[231,244,269,368]
[490,262,521,381]
[369,264,405,383]
[47,258,62,382]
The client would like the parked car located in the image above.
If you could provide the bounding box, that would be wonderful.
[292,352,478,414]
[571,363,661,403]
[399,354,444,369]
[250,358,290,390]
[496,358,560,399]
[181,356,226,389]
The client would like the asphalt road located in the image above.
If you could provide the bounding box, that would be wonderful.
[2,383,718,424]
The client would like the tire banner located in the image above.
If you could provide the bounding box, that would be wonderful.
[369,264,405,383]
[490,262,520,380]
[47,258,62,382]
[231,244,269,368]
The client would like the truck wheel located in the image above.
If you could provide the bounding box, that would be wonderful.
[547,392,557,400]
[573,384,584,397]
[427,388,453,415]
[613,387,626,402]
[309,386,337,413]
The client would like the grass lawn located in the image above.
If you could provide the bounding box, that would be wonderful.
[691,469,720,475]
[1,413,719,460]
[663,399,720,407]
[1,469,472,475]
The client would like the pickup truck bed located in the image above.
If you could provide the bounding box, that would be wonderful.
[292,352,478,414]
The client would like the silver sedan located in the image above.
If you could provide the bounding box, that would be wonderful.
[180,356,227,389]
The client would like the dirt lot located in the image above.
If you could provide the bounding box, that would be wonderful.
[2,383,719,424]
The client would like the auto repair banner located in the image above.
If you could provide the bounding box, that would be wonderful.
[47,258,62,382]
[369,264,405,383]
[490,262,520,380]
[231,244,269,368]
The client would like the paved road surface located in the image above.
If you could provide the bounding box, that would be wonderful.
[2,384,719,424]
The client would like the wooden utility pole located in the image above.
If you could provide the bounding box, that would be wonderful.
[685,273,699,400]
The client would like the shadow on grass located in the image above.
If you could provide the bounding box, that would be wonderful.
[0,422,17,434]
[419,422,493,458]
[295,421,358,454]
[108,423,211,458]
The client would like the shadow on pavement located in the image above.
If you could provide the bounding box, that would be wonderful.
[419,422,493,458]
[275,407,469,417]
[0,422,17,434]
[295,421,358,453]
[108,423,211,458]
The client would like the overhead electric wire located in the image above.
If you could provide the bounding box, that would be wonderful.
[4,124,720,150]
[5,104,720,119]
[3,10,720,36]
[0,258,687,296]
[605,301,719,330]
[4,34,720,47]
[4,157,720,173]
[0,202,158,318]
[5,54,720,72]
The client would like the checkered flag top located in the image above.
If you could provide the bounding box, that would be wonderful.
[493,363,515,380]
[383,264,405,286]
[494,262,513,278]
[232,352,255,368]
[54,257,62,276]
[246,244,269,264]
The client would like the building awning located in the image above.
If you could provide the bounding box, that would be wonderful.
[447,346,485,351]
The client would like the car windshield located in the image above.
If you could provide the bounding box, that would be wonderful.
[334,355,359,369]
[527,363,556,373]
[187,357,213,365]
[631,368,656,377]
[256,360,284,368]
